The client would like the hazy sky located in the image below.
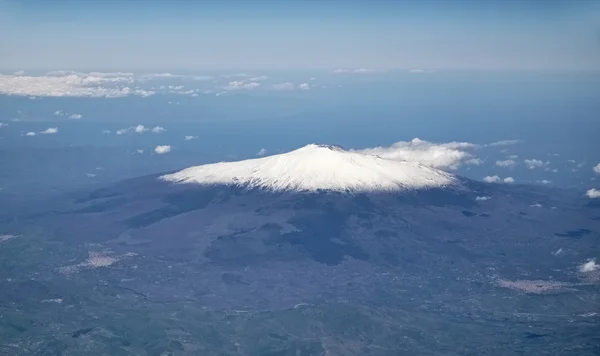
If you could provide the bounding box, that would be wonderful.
[1,0,599,70]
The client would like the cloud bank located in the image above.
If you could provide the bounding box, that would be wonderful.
[356,138,478,170]
[0,72,155,98]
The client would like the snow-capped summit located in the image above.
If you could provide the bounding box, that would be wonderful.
[160,144,459,193]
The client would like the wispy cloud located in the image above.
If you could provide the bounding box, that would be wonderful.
[151,126,166,133]
[40,127,58,134]
[465,158,483,165]
[184,135,197,141]
[408,69,435,74]
[225,81,260,90]
[272,82,295,91]
[333,68,377,74]
[154,145,171,155]
[298,83,310,90]
[257,148,267,156]
[69,113,83,119]
[495,160,516,168]
[115,124,148,135]
[476,196,491,201]
[487,140,522,147]
[594,163,600,175]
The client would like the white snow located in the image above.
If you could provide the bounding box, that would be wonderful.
[160,144,458,193]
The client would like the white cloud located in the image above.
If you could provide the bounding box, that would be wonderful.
[54,110,64,116]
[539,180,552,184]
[141,73,210,81]
[257,148,267,156]
[115,125,149,135]
[524,159,548,169]
[151,126,166,133]
[586,188,600,199]
[298,83,310,90]
[553,248,563,256]
[25,131,36,136]
[136,149,144,154]
[184,135,197,141]
[40,127,58,134]
[248,76,269,81]
[0,72,154,98]
[0,123,7,128]
[333,68,376,74]
[13,70,25,76]
[154,145,171,155]
[579,259,599,272]
[483,175,501,183]
[593,163,600,175]
[530,203,542,208]
[476,196,491,201]
[309,77,316,81]
[272,82,295,91]
[225,81,260,90]
[495,160,516,168]
[503,177,515,183]
[466,158,483,165]
[356,138,478,170]
[568,159,576,164]
[69,113,83,119]
[488,140,522,147]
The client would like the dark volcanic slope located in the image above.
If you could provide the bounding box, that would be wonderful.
[1,176,599,355]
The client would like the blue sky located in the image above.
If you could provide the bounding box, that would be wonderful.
[1,0,599,70]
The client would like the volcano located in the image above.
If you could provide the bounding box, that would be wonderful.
[2,144,598,355]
